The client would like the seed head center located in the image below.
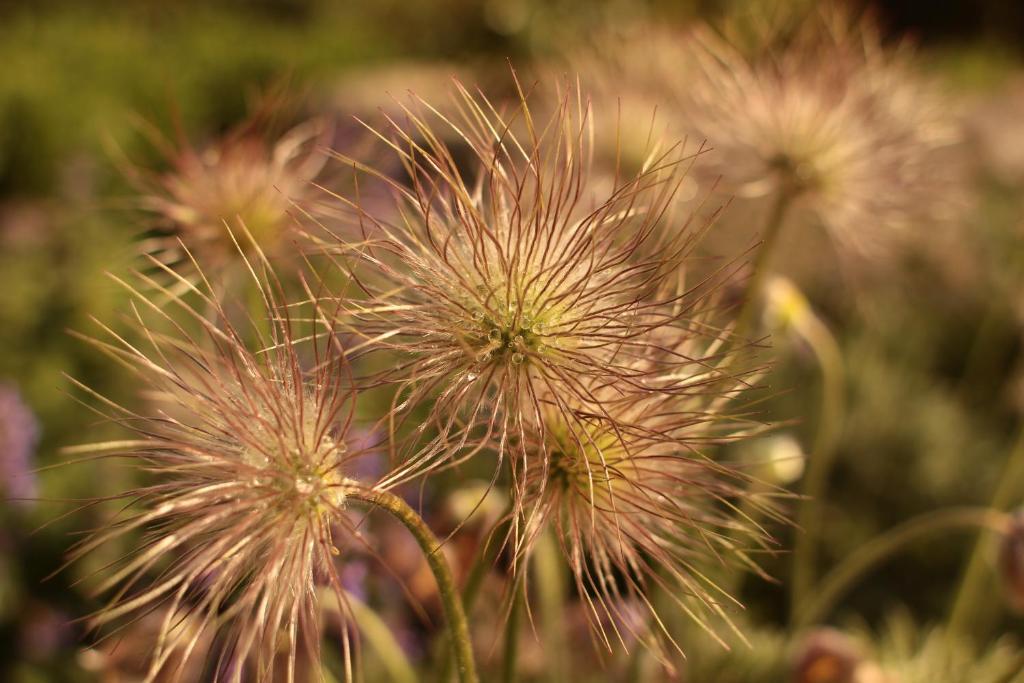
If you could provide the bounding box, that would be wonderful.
[472,306,552,366]
[546,423,630,493]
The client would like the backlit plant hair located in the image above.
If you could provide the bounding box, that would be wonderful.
[63,244,477,682]
[680,5,962,260]
[514,318,779,666]
[314,73,742,537]
[119,102,329,274]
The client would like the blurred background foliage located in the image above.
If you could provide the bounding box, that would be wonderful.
[3,0,1024,681]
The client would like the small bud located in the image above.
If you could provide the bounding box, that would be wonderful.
[763,276,811,334]
[792,628,863,683]
[742,433,806,486]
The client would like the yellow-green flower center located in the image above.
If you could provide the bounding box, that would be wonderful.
[472,310,546,365]
[462,281,569,366]
[240,411,348,516]
[545,418,634,495]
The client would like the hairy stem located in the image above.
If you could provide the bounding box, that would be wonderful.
[534,530,567,683]
[349,489,479,683]
[435,518,509,683]
[733,185,796,344]
[789,312,845,622]
[502,573,525,683]
[795,507,1010,630]
[948,427,1024,640]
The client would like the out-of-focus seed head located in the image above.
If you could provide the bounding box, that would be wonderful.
[791,628,864,683]
[680,6,963,257]
[67,257,371,681]
[998,509,1024,612]
[555,23,701,176]
[128,112,328,268]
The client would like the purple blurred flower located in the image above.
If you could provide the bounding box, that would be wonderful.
[341,559,369,601]
[19,603,72,661]
[0,383,39,504]
[346,427,385,483]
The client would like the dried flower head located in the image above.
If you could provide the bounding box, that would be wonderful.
[127,113,328,267]
[310,74,780,661]
[66,258,371,682]
[317,73,741,508]
[516,334,777,662]
[679,7,962,256]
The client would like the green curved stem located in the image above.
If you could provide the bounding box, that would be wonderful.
[435,518,509,683]
[349,489,479,683]
[948,427,1024,640]
[788,308,845,622]
[502,574,525,683]
[733,186,796,344]
[795,507,1010,630]
[956,303,1005,396]
[533,530,566,683]
[462,520,506,612]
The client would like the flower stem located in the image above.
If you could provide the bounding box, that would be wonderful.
[502,573,525,683]
[733,185,796,344]
[434,518,509,683]
[795,507,1010,630]
[948,426,1024,641]
[349,489,479,683]
[789,311,845,623]
[462,520,506,611]
[534,530,566,682]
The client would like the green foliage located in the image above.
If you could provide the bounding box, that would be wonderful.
[869,613,1024,683]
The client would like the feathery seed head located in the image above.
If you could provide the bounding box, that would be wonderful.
[542,407,634,493]
[314,72,775,661]
[131,116,328,266]
[319,72,733,495]
[69,260,368,682]
[514,333,777,661]
[678,6,963,256]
